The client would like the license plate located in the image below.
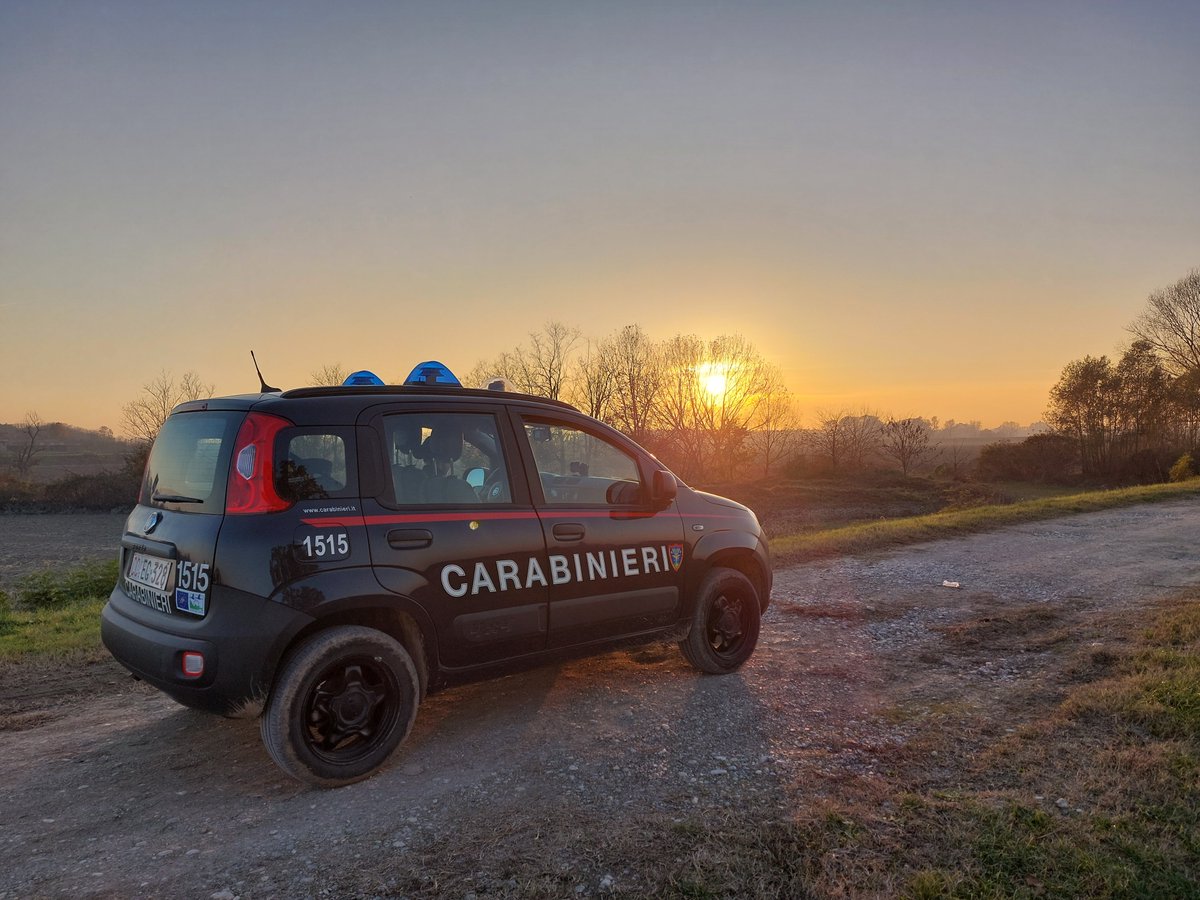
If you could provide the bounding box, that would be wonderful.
[127,552,174,591]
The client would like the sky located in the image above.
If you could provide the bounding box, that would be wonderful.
[2,0,1198,432]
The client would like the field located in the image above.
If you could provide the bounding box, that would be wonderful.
[0,511,126,593]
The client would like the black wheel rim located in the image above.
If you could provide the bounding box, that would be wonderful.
[705,589,750,659]
[303,655,402,765]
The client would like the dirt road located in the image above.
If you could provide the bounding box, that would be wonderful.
[1,499,1198,898]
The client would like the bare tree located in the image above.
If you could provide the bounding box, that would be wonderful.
[880,416,934,476]
[467,321,580,400]
[809,408,882,472]
[525,322,580,400]
[697,334,771,480]
[808,409,848,473]
[746,367,798,476]
[11,411,44,478]
[569,337,618,421]
[1128,268,1200,375]
[122,370,214,445]
[464,349,524,393]
[646,332,777,480]
[841,411,882,470]
[939,438,970,479]
[310,362,348,386]
[654,333,707,477]
[606,325,662,446]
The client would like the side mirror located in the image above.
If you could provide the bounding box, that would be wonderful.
[605,480,641,505]
[650,470,677,505]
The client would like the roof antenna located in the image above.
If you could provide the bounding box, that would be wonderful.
[251,350,280,393]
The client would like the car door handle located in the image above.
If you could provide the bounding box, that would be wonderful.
[552,523,585,542]
[387,528,433,550]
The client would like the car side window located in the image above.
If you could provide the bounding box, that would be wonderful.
[382,412,511,506]
[522,418,642,506]
[275,431,355,501]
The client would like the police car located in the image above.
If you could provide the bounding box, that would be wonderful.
[101,361,772,786]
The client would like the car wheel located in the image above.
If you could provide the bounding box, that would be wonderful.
[261,625,419,787]
[679,567,761,674]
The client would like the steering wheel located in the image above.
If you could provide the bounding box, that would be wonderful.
[479,466,509,502]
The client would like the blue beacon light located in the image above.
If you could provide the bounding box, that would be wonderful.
[403,361,461,387]
[342,370,385,386]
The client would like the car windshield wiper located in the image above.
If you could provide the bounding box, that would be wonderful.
[152,492,204,504]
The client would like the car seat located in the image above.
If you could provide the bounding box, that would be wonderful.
[420,426,478,504]
[391,420,428,504]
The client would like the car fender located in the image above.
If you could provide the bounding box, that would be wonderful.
[688,531,772,611]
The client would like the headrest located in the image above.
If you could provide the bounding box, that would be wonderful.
[423,427,463,462]
[392,421,422,455]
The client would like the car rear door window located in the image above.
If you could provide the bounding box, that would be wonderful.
[382,412,511,506]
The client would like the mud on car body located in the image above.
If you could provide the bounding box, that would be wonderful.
[101,362,771,786]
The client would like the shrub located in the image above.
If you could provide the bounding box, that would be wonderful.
[977,433,1078,483]
[1169,453,1196,482]
[1113,447,1179,484]
[1,458,141,512]
[42,470,140,510]
[15,559,119,610]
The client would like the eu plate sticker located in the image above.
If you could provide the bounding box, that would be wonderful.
[174,588,206,615]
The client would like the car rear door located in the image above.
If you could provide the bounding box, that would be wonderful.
[360,403,550,668]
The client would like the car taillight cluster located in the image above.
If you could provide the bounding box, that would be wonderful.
[225,412,291,515]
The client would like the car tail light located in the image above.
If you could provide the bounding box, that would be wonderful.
[225,412,291,515]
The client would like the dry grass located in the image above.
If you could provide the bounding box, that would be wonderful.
[934,603,1062,649]
[770,480,1200,567]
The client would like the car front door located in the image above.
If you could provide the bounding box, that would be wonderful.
[513,412,686,649]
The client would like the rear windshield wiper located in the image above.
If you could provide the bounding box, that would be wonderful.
[152,492,204,504]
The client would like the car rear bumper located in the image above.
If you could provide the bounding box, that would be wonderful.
[101,584,313,717]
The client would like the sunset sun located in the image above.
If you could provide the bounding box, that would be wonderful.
[698,364,728,400]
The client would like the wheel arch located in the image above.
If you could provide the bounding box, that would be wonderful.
[285,597,438,700]
[691,533,772,613]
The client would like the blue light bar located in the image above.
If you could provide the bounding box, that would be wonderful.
[404,361,461,387]
[343,370,385,386]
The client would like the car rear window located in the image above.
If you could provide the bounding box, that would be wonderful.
[141,411,243,514]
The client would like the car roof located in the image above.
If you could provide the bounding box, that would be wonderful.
[170,386,580,422]
[278,384,578,412]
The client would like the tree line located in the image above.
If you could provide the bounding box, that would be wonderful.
[1040,269,1200,482]
[456,324,1038,482]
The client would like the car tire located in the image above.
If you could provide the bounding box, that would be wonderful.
[261,625,419,787]
[679,567,761,674]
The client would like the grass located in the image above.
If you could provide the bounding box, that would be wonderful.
[770,479,1200,566]
[894,598,1200,898]
[0,559,115,659]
